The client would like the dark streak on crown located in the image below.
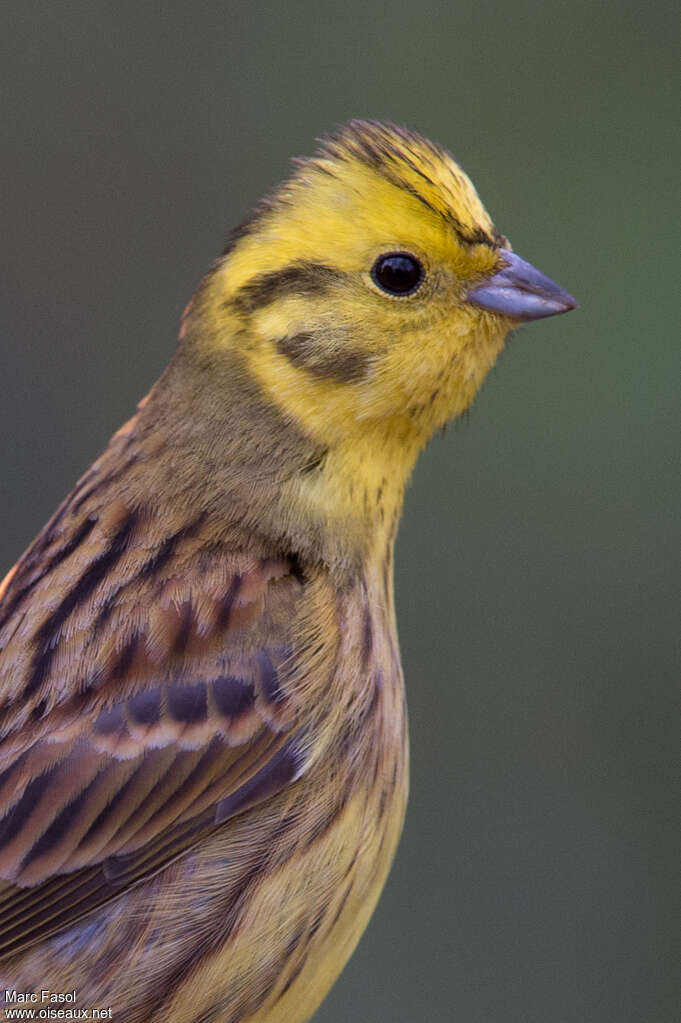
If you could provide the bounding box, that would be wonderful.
[315,119,504,248]
[221,120,506,257]
[275,332,371,384]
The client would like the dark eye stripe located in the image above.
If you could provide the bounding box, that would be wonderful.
[232,262,345,315]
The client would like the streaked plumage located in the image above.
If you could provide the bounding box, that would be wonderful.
[0,121,575,1020]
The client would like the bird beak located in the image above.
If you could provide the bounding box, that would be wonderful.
[467,250,578,322]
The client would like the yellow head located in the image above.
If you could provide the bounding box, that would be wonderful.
[166,121,575,567]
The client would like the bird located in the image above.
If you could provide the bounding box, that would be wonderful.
[0,120,576,1022]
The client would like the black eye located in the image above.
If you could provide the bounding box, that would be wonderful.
[371,252,424,296]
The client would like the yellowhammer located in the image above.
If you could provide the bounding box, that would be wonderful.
[0,121,576,1021]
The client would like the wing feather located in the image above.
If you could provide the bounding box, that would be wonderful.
[0,475,337,957]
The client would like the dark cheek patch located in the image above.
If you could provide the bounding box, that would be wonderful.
[275,333,371,384]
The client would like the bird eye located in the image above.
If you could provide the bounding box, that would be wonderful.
[371,252,424,296]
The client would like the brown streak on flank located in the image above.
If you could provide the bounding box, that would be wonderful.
[363,669,382,726]
[231,262,345,315]
[382,552,391,603]
[327,877,354,933]
[278,944,309,999]
[275,333,371,384]
[303,791,348,850]
[154,843,284,1023]
[360,607,373,672]
[283,924,306,958]
[307,900,329,939]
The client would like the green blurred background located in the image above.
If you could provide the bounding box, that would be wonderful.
[1,2,678,1020]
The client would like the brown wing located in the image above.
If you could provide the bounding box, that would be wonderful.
[0,449,338,957]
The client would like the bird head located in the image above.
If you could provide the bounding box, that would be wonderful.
[169,121,576,565]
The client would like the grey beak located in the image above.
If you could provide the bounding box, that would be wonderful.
[467,250,578,322]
